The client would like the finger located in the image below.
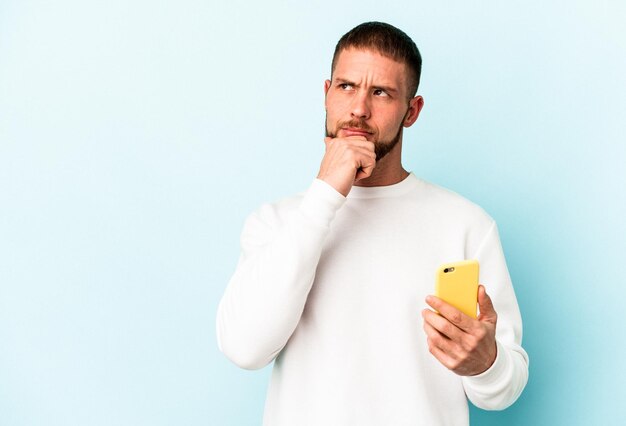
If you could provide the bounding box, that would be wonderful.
[354,155,376,179]
[341,144,375,161]
[477,285,497,324]
[425,295,475,333]
[355,165,375,181]
[355,168,372,181]
[350,138,375,152]
[423,321,455,356]
[349,145,377,159]
[423,321,452,349]
[345,135,368,141]
[422,308,463,341]
[333,137,375,151]
[358,151,375,168]
[352,148,376,167]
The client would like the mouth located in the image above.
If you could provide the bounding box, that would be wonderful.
[340,127,373,138]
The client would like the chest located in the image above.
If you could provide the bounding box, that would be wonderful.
[308,201,470,319]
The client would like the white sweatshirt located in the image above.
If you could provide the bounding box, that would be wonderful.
[217,174,528,426]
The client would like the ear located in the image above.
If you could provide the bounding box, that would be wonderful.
[403,95,424,128]
[324,79,331,109]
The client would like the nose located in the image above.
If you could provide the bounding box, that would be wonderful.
[350,92,370,120]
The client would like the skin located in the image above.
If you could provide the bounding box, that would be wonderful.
[422,285,498,376]
[318,47,498,376]
[319,48,423,196]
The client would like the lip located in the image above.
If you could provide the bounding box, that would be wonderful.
[341,128,373,137]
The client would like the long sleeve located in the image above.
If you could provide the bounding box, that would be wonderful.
[462,222,529,409]
[216,179,345,370]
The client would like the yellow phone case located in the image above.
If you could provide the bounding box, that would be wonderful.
[435,260,479,318]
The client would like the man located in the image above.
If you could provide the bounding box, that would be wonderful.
[217,22,528,425]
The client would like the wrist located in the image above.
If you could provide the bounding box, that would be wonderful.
[316,175,352,197]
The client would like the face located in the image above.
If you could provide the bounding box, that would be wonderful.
[324,48,423,161]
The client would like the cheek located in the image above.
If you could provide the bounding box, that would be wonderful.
[390,109,409,129]
[377,111,404,132]
[325,103,345,124]
[326,91,353,113]
[325,102,340,117]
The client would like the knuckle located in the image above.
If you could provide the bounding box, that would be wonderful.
[442,322,455,336]
[448,359,461,371]
[456,352,469,366]
[450,311,463,324]
[463,336,478,352]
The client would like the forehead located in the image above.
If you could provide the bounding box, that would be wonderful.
[332,48,409,89]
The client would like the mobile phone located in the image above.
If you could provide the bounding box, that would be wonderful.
[435,260,479,318]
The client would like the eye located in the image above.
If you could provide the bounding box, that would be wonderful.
[338,83,354,90]
[373,88,389,97]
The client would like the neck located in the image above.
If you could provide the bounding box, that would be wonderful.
[354,139,409,187]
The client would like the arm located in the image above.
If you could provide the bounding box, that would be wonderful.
[422,222,529,410]
[216,179,345,370]
[216,136,376,370]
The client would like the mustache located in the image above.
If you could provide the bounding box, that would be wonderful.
[336,120,375,134]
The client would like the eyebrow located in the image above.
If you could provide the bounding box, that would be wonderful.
[333,77,399,95]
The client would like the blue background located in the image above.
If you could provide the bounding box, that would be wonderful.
[1,1,625,425]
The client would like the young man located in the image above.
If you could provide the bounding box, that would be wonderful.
[217,22,528,425]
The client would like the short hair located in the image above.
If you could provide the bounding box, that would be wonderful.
[331,22,422,99]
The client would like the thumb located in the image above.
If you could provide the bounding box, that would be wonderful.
[477,285,497,324]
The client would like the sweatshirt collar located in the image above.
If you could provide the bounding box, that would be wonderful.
[347,172,421,199]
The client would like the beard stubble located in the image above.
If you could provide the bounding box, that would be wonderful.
[325,116,404,161]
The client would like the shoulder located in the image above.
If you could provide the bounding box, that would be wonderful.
[407,177,500,258]
[250,178,345,228]
[411,177,494,225]
[239,179,345,248]
[252,186,308,221]
[240,186,312,241]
